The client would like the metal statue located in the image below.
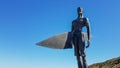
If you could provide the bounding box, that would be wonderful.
[71,7,91,68]
[37,7,91,68]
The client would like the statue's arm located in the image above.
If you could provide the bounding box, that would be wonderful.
[85,18,91,48]
[86,18,90,40]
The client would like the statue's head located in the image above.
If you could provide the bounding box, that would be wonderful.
[77,7,83,16]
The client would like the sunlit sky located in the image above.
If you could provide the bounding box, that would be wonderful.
[0,0,120,68]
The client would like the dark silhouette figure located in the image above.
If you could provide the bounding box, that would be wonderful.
[71,7,91,68]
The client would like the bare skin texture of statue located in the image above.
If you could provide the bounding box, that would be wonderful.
[71,7,91,68]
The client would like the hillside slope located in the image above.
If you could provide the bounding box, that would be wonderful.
[88,57,120,68]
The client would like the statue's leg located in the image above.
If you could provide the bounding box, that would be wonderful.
[76,55,83,68]
[82,55,88,68]
[81,43,88,68]
[76,45,83,68]
[73,36,83,68]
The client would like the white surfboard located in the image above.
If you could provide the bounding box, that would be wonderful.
[36,32,88,49]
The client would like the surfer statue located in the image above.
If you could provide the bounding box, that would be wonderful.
[71,7,91,68]
[36,7,91,68]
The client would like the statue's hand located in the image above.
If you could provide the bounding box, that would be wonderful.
[86,40,90,48]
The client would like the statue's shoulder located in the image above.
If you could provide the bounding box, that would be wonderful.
[83,17,89,21]
[72,19,77,23]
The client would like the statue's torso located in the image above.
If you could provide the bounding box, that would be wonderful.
[72,18,86,34]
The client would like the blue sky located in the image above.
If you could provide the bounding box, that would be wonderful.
[0,0,120,68]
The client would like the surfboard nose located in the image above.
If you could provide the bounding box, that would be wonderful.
[36,42,39,46]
